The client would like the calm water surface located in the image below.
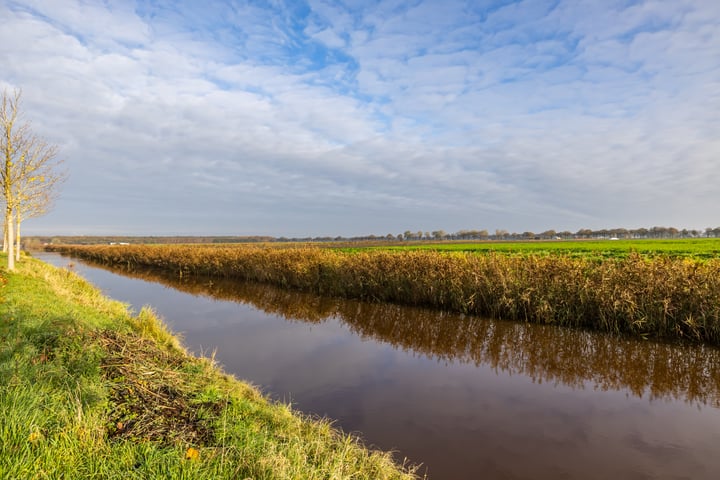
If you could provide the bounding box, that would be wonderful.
[37,252,720,479]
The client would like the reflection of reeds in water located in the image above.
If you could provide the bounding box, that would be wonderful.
[49,245,720,343]
[68,258,720,408]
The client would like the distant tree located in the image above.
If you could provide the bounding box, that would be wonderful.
[650,226,667,238]
[576,228,592,238]
[403,230,413,240]
[634,227,649,239]
[595,228,609,239]
[612,228,629,239]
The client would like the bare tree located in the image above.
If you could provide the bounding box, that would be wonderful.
[1,90,22,270]
[14,145,63,261]
[0,88,63,269]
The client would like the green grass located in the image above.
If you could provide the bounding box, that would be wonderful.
[0,254,419,479]
[354,238,720,259]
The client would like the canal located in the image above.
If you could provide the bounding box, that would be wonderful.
[36,252,720,479]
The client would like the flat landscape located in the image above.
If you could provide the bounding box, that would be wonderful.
[5,1,720,477]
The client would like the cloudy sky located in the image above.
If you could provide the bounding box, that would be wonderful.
[1,0,718,237]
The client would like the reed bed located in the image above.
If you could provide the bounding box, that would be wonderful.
[48,244,720,344]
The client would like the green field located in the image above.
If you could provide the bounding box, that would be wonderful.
[365,238,720,259]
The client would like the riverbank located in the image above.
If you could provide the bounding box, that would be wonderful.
[0,254,418,479]
[48,244,720,344]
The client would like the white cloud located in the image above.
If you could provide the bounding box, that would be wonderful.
[13,0,150,48]
[1,0,718,236]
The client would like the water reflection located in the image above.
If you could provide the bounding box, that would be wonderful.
[70,259,720,409]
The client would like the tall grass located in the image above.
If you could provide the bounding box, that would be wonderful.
[49,244,720,344]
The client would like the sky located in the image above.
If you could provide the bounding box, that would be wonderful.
[1,0,718,237]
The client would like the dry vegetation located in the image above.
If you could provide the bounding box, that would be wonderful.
[49,244,720,344]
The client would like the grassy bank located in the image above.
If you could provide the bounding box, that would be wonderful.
[48,244,720,344]
[0,254,419,479]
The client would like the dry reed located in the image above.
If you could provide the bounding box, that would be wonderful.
[48,244,720,344]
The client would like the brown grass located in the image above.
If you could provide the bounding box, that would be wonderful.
[97,329,219,445]
[48,244,720,344]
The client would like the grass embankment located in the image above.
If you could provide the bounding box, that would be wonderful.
[0,255,418,479]
[49,244,720,344]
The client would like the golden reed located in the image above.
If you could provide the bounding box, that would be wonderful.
[48,244,720,344]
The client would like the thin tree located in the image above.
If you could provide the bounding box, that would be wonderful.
[1,90,21,270]
[0,88,62,270]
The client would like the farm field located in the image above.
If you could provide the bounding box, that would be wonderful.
[360,238,720,259]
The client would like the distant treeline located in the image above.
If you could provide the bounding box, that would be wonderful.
[24,235,275,247]
[26,226,720,246]
[375,226,720,242]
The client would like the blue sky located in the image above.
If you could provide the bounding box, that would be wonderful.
[1,0,718,236]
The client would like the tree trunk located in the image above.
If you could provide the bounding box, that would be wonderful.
[5,204,14,270]
[15,214,21,262]
[2,214,6,253]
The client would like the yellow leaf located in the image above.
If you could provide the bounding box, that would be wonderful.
[185,447,200,460]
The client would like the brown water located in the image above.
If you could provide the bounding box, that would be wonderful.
[37,252,720,479]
